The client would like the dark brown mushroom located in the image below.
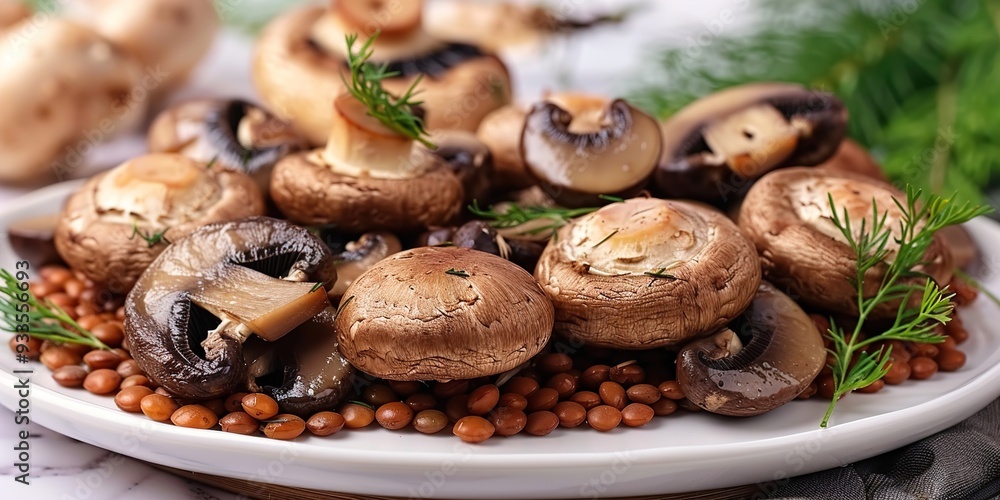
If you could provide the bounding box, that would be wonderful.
[124,217,337,400]
[677,281,826,417]
[424,130,493,204]
[653,82,847,205]
[7,214,60,267]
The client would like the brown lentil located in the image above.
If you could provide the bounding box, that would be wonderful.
[609,364,645,385]
[341,403,375,428]
[388,380,423,397]
[911,343,939,359]
[52,365,88,387]
[467,384,500,415]
[525,387,559,412]
[306,411,346,436]
[120,374,150,390]
[363,384,399,407]
[83,349,121,370]
[84,368,122,395]
[626,384,661,405]
[524,411,559,436]
[445,394,471,422]
[241,393,279,420]
[8,336,42,360]
[91,323,124,348]
[598,381,627,410]
[883,357,912,385]
[453,416,495,443]
[936,349,966,372]
[141,394,180,422]
[650,398,678,416]
[498,392,528,411]
[116,359,143,378]
[587,405,622,432]
[220,412,259,435]
[433,380,470,399]
[570,391,602,410]
[413,410,449,434]
[40,346,82,371]
[538,353,573,374]
[262,414,306,440]
[856,379,884,394]
[376,402,415,430]
[405,393,438,412]
[203,398,228,417]
[658,380,685,400]
[580,365,611,390]
[171,405,218,429]
[491,407,527,436]
[115,386,154,413]
[546,373,577,399]
[621,403,654,427]
[504,376,539,396]
[553,401,587,428]
[224,393,249,413]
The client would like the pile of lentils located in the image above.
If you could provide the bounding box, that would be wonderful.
[9,264,974,443]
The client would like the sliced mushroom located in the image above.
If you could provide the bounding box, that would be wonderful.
[534,198,761,348]
[125,217,337,400]
[7,214,61,267]
[654,83,847,204]
[246,307,354,416]
[677,281,825,417]
[522,93,663,207]
[148,98,305,193]
[0,18,143,185]
[54,153,265,292]
[329,232,402,300]
[425,130,493,204]
[270,93,464,232]
[477,104,534,191]
[816,138,888,181]
[253,0,512,145]
[335,246,554,381]
[738,167,953,319]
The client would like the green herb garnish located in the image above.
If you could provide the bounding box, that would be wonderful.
[0,269,109,350]
[643,268,677,280]
[129,222,171,248]
[821,187,990,427]
[343,32,435,148]
[445,268,470,278]
[592,230,619,248]
[205,155,218,170]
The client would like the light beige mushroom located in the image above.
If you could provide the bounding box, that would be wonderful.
[54,153,265,292]
[534,197,761,348]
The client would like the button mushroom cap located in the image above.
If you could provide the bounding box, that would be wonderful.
[653,82,847,205]
[0,19,143,185]
[147,98,305,193]
[534,198,761,348]
[252,4,512,145]
[477,104,534,191]
[125,217,337,400]
[677,281,826,417]
[335,246,554,381]
[86,0,218,93]
[54,153,265,293]
[522,94,663,207]
[738,167,954,319]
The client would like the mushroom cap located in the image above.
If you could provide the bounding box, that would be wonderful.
[335,246,554,381]
[477,104,534,191]
[0,0,30,31]
[738,167,954,319]
[252,5,512,145]
[54,153,265,292]
[522,94,663,207]
[425,129,493,204]
[534,198,761,348]
[0,19,143,185]
[89,0,218,92]
[269,151,464,232]
[816,138,888,182]
[653,82,846,204]
[677,281,826,417]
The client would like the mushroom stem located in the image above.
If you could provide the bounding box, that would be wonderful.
[317,94,423,179]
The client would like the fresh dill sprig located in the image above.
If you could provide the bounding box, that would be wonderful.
[445,268,470,278]
[820,186,990,428]
[0,269,109,350]
[469,195,624,239]
[129,222,170,248]
[342,32,435,149]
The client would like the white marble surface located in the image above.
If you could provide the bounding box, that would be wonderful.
[0,1,752,498]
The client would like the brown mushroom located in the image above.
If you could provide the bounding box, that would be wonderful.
[270,93,464,232]
[7,214,61,267]
[653,82,847,205]
[677,281,826,417]
[54,153,265,292]
[522,93,663,207]
[477,104,534,191]
[147,98,305,193]
[0,0,30,31]
[816,139,888,181]
[417,220,546,272]
[335,246,554,381]
[738,167,953,319]
[424,130,493,204]
[328,232,402,300]
[125,217,338,400]
[534,197,761,348]
[253,0,512,145]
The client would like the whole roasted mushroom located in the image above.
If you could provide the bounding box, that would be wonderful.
[534,198,761,348]
[54,153,265,292]
[522,93,663,207]
[335,246,554,381]
[677,281,826,417]
[738,167,953,319]
[270,93,464,232]
[148,99,305,193]
[253,0,512,144]
[125,217,341,400]
[654,83,847,205]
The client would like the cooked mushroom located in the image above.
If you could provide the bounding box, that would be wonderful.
[938,225,978,271]
[0,18,143,185]
[245,307,354,416]
[84,0,218,93]
[451,220,545,271]
[7,214,61,267]
[125,217,338,400]
[424,130,493,204]
[477,104,534,191]
[534,197,761,348]
[677,281,826,417]
[653,83,847,205]
[816,138,888,181]
[522,93,663,207]
[148,98,305,193]
[270,93,464,232]
[54,153,265,292]
[253,0,512,145]
[335,246,554,381]
[0,0,30,31]
[738,167,953,319]
[328,232,402,300]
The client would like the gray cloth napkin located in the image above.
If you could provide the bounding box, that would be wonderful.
[769,399,1000,499]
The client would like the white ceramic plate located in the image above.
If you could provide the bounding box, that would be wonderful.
[2,181,1000,499]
